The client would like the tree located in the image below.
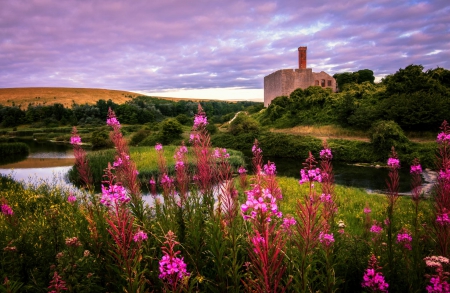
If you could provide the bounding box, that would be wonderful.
[160,118,183,144]
[228,113,260,135]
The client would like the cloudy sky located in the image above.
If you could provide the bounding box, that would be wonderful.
[1,0,449,101]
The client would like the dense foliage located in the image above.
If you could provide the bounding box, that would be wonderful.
[259,64,450,131]
[0,96,262,128]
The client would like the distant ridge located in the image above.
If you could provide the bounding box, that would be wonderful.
[0,87,205,108]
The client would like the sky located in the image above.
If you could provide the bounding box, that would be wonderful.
[1,0,449,102]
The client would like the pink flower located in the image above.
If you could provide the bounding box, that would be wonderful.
[70,135,82,145]
[437,132,450,144]
[159,255,189,280]
[370,224,383,234]
[436,213,450,226]
[320,148,333,160]
[213,148,230,159]
[1,204,14,216]
[362,269,389,293]
[241,185,282,221]
[193,113,208,129]
[113,157,123,167]
[100,184,130,206]
[149,179,156,185]
[263,162,276,175]
[133,230,148,242]
[364,207,372,214]
[299,168,322,184]
[410,164,423,174]
[106,117,121,128]
[320,193,332,203]
[67,194,77,204]
[319,232,335,247]
[238,166,247,174]
[397,232,412,250]
[387,157,400,168]
[282,216,297,231]
[155,143,163,151]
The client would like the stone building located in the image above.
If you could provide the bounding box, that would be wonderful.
[264,47,336,107]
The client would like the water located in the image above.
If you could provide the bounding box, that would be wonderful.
[0,140,75,187]
[264,156,419,193]
[0,141,426,193]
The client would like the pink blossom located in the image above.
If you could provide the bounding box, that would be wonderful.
[397,232,412,250]
[282,216,297,231]
[436,213,450,226]
[67,194,77,204]
[241,185,282,221]
[364,207,372,214]
[113,157,123,167]
[159,255,189,281]
[319,232,335,247]
[100,184,130,206]
[252,144,262,155]
[149,179,156,185]
[320,148,333,160]
[320,193,332,203]
[299,168,322,184]
[213,148,230,159]
[439,169,450,181]
[175,161,184,170]
[437,132,450,144]
[155,143,163,151]
[370,225,383,234]
[238,166,247,174]
[410,164,423,174]
[362,268,389,293]
[387,157,400,168]
[1,204,14,216]
[193,113,208,129]
[70,135,82,145]
[427,276,450,293]
[263,162,276,175]
[106,117,121,128]
[133,230,148,242]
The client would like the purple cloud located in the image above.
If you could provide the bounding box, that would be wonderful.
[0,0,449,98]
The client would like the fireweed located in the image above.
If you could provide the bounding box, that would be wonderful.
[159,230,190,293]
[435,121,450,257]
[319,142,338,231]
[106,109,142,216]
[361,254,389,293]
[241,141,290,293]
[101,162,148,292]
[71,127,93,192]
[296,152,326,292]
[424,256,450,293]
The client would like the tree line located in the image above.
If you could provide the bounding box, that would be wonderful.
[261,64,450,131]
[0,95,263,128]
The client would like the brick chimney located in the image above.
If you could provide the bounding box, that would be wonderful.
[298,46,307,69]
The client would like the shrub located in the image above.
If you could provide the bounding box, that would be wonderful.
[0,142,29,157]
[228,113,260,135]
[369,120,409,155]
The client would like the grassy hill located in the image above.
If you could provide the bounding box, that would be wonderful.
[0,87,139,108]
[0,87,218,108]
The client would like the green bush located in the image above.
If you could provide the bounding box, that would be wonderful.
[0,142,29,157]
[369,120,409,154]
[130,129,151,146]
[90,128,113,149]
[228,113,260,135]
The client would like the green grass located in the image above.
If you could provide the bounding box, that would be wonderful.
[69,145,246,187]
[277,176,433,235]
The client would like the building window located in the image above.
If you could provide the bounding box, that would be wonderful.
[315,80,319,86]
[321,79,325,87]
[327,80,332,86]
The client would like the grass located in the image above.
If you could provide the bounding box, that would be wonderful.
[277,176,433,235]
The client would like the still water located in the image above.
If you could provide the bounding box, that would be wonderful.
[0,140,422,193]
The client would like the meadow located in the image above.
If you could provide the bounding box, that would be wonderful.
[1,107,449,293]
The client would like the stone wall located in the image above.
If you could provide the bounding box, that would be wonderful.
[264,69,336,107]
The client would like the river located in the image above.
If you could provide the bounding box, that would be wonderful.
[0,140,430,194]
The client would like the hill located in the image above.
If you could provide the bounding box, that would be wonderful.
[0,87,139,108]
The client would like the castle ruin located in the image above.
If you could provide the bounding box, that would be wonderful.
[264,47,336,107]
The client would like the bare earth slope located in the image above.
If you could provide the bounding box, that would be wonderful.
[0,87,138,108]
